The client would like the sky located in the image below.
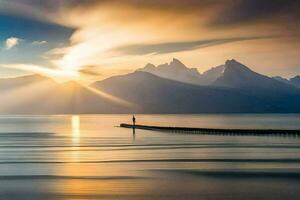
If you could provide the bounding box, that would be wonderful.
[0,0,299,81]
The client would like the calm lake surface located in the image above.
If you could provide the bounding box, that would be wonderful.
[0,114,300,200]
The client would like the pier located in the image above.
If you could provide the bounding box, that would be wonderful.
[120,124,300,136]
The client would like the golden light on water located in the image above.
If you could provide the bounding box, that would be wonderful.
[71,115,81,161]
[71,115,81,145]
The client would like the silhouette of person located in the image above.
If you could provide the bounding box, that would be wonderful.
[132,115,136,141]
[132,115,136,126]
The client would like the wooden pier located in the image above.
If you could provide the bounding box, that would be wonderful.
[120,124,300,136]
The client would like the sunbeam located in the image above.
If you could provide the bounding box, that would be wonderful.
[0,63,134,109]
[79,83,134,108]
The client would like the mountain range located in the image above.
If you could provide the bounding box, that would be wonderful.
[1,59,300,114]
[138,58,300,89]
[138,58,225,85]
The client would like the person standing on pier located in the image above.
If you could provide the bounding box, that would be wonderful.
[132,115,136,127]
[132,115,136,140]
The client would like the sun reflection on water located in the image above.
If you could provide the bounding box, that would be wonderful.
[71,115,81,161]
[72,115,81,145]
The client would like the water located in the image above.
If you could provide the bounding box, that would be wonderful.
[0,114,300,200]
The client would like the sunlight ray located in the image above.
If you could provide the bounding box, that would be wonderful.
[79,83,134,108]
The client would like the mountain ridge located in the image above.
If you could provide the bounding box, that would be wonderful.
[137,58,204,85]
[213,59,297,94]
[0,58,299,114]
[137,58,298,90]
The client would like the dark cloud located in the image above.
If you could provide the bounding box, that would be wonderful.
[112,36,275,55]
[1,0,224,15]
[3,0,299,27]
[210,0,300,26]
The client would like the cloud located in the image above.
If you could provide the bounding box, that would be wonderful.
[31,40,48,46]
[1,0,300,80]
[210,0,300,27]
[5,37,21,50]
[79,67,102,76]
[112,36,275,55]
[42,0,300,78]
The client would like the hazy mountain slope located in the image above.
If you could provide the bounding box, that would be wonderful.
[93,71,293,113]
[32,81,130,114]
[0,75,130,114]
[0,74,51,91]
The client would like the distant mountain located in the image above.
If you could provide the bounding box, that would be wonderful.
[138,58,227,85]
[290,76,300,88]
[200,65,225,84]
[93,71,300,113]
[138,58,205,85]
[213,59,297,95]
[0,74,50,91]
[0,75,129,114]
[137,58,299,93]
